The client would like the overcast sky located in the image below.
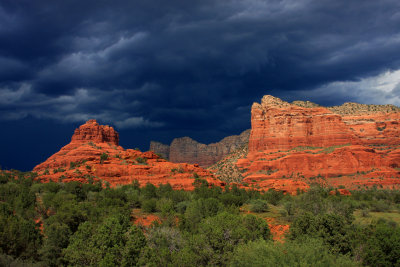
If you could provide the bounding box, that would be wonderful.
[1,0,400,170]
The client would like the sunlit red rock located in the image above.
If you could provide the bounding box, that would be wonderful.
[33,96,400,194]
[329,189,351,196]
[33,120,223,190]
[71,119,119,145]
[249,95,359,152]
[217,95,400,193]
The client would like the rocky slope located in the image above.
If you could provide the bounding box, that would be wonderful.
[208,143,249,184]
[213,95,400,193]
[33,120,223,190]
[150,130,250,167]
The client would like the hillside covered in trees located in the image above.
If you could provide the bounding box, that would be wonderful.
[1,170,400,266]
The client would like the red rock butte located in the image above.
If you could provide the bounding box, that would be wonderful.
[34,120,223,190]
[229,95,400,193]
[71,119,119,145]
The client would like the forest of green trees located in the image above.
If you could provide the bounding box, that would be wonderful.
[1,170,400,266]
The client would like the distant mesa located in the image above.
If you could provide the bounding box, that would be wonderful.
[149,129,250,168]
[34,120,223,190]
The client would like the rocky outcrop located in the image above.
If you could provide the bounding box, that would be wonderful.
[328,102,400,115]
[71,119,119,145]
[212,95,400,193]
[327,103,400,147]
[33,120,223,190]
[150,130,250,167]
[291,100,321,108]
[208,143,248,184]
[249,95,359,152]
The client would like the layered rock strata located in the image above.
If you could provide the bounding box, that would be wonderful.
[214,95,400,193]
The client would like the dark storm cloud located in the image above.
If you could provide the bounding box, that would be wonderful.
[1,0,400,162]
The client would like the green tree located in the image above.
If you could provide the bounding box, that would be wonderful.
[121,225,146,267]
[360,221,400,266]
[192,212,271,265]
[63,222,97,266]
[230,238,356,267]
[138,227,185,266]
[142,198,157,213]
[249,199,269,213]
[40,222,71,266]
[0,214,41,260]
[65,214,146,266]
[289,212,352,255]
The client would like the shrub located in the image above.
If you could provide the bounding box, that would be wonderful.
[230,238,356,267]
[370,200,390,212]
[175,201,190,214]
[192,212,271,265]
[69,162,78,169]
[53,168,66,174]
[249,199,269,213]
[157,198,175,216]
[219,193,244,207]
[361,208,370,217]
[289,213,352,255]
[136,157,147,165]
[171,167,184,173]
[100,153,109,164]
[360,221,400,266]
[58,175,66,182]
[155,153,165,159]
[142,183,157,199]
[137,227,185,266]
[262,189,284,205]
[64,217,146,267]
[142,198,157,213]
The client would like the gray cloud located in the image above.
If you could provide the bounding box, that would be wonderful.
[0,83,162,128]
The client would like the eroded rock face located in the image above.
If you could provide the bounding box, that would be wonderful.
[214,95,400,193]
[34,120,223,190]
[249,95,359,152]
[150,130,250,167]
[71,119,119,145]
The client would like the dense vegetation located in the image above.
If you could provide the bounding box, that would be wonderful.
[1,170,400,266]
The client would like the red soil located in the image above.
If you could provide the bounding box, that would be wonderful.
[134,214,161,227]
[265,217,290,242]
[329,189,351,196]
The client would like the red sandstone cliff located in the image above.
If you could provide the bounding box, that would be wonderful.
[150,129,250,167]
[71,119,119,145]
[212,95,400,193]
[33,120,223,190]
[249,95,359,151]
